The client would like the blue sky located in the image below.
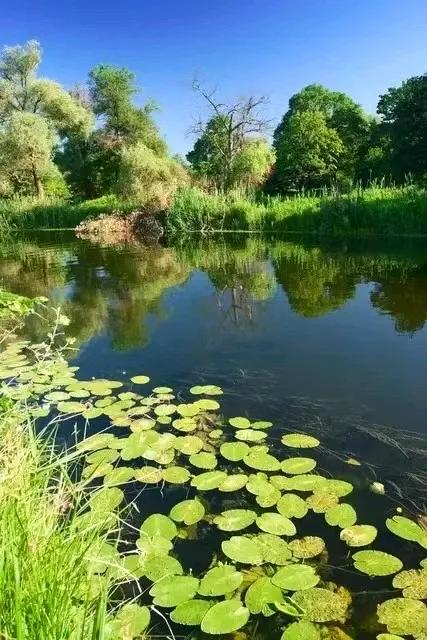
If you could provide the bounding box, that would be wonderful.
[1,0,426,154]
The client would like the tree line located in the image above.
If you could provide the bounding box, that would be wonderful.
[0,40,425,204]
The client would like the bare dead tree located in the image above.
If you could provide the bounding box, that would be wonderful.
[190,80,272,189]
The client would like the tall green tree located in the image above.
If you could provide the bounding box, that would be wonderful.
[0,40,90,197]
[273,84,371,191]
[376,74,427,180]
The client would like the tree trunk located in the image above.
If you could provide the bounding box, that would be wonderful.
[32,167,44,199]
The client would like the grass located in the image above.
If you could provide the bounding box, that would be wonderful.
[167,184,427,237]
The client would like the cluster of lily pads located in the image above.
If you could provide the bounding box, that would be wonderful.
[1,342,427,639]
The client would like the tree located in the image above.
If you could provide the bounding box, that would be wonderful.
[230,139,275,190]
[0,40,90,196]
[187,82,271,190]
[273,84,371,191]
[376,74,427,180]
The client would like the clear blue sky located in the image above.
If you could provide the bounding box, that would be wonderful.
[1,0,426,154]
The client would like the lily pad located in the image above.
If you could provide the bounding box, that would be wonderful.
[244,451,281,472]
[289,536,325,559]
[190,385,223,396]
[189,452,217,470]
[281,620,321,640]
[154,403,177,417]
[245,576,283,615]
[377,598,427,636]
[292,588,349,623]
[136,533,173,556]
[214,509,257,532]
[322,479,354,497]
[281,434,320,449]
[272,564,320,591]
[392,567,427,599]
[162,466,191,484]
[222,536,263,565]
[140,514,177,540]
[191,470,227,491]
[57,401,86,414]
[144,555,183,581]
[256,487,281,508]
[229,416,251,429]
[88,487,124,513]
[306,491,339,513]
[340,525,377,547]
[283,474,328,492]
[172,418,197,433]
[353,550,403,576]
[325,504,357,529]
[277,494,309,519]
[195,398,220,411]
[174,435,204,455]
[218,474,248,492]
[281,457,317,475]
[201,599,249,635]
[86,449,119,465]
[199,565,243,596]
[153,386,173,394]
[236,429,266,442]
[103,467,135,487]
[170,500,205,526]
[386,516,427,548]
[256,513,297,536]
[170,599,213,626]
[256,533,292,564]
[149,575,199,608]
[110,603,150,637]
[177,403,200,417]
[134,466,163,484]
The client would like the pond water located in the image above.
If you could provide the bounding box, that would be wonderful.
[1,232,427,637]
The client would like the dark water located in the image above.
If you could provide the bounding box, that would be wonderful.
[2,231,427,636]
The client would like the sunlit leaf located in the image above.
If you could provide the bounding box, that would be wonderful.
[272,564,320,591]
[386,516,427,548]
[292,588,349,623]
[199,565,243,596]
[134,466,163,484]
[130,375,150,384]
[325,504,357,529]
[289,536,325,559]
[277,494,309,519]
[222,536,263,565]
[218,474,248,492]
[162,465,191,484]
[170,499,205,526]
[377,598,427,636]
[140,514,177,540]
[281,434,320,448]
[220,441,250,461]
[392,567,427,599]
[189,451,217,470]
[214,509,257,532]
[281,620,321,640]
[245,576,283,615]
[149,575,199,607]
[340,525,378,547]
[144,554,183,581]
[201,599,249,634]
[236,429,267,442]
[281,457,317,475]
[244,451,281,472]
[110,603,150,637]
[229,417,251,429]
[191,470,227,491]
[256,513,297,536]
[256,533,292,565]
[170,599,213,626]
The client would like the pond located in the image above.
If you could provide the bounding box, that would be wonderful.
[1,232,427,638]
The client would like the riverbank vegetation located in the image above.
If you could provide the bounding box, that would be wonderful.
[0,40,426,235]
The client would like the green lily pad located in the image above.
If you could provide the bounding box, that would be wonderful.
[110,603,150,637]
[386,516,427,548]
[82,462,113,479]
[376,635,405,640]
[130,375,150,384]
[194,398,220,411]
[162,466,191,484]
[153,386,173,394]
[377,598,427,636]
[176,403,200,417]
[222,536,263,565]
[154,403,177,417]
[189,452,217,470]
[393,567,427,599]
[236,429,267,442]
[44,391,70,402]
[229,416,251,429]
[174,435,204,455]
[256,487,281,508]
[103,466,134,487]
[325,504,357,529]
[136,533,173,555]
[281,621,321,640]
[244,451,281,472]
[289,536,325,559]
[190,385,223,396]
[208,428,223,440]
[88,487,124,513]
[353,550,403,576]
[256,533,292,564]
[277,494,309,519]
[214,509,257,532]
[149,575,199,608]
[283,474,328,492]
[340,525,378,547]
[256,513,297,536]
[172,418,197,432]
[170,599,213,626]
[281,457,317,475]
[134,466,163,484]
[251,421,273,430]
[191,470,227,490]
[272,565,320,591]
[322,479,354,497]
[144,554,183,581]
[246,473,271,495]
[170,499,205,526]
[281,434,320,448]
[86,449,119,465]
[218,474,248,492]
[292,588,349,623]
[245,576,283,615]
[141,514,177,540]
[306,491,339,513]
[57,401,86,414]
[130,417,156,431]
[199,565,243,596]
[201,599,249,635]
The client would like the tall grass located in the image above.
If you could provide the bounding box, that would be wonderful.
[167,184,427,236]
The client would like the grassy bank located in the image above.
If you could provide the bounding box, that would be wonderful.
[167,184,427,236]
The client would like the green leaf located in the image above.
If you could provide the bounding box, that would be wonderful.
[130,375,150,384]
[177,403,200,417]
[281,474,328,492]
[281,621,321,640]
[86,449,119,465]
[170,599,213,626]
[251,421,273,430]
[289,536,325,559]
[195,398,220,411]
[256,512,297,536]
[172,417,197,432]
[306,491,339,513]
[277,494,308,519]
[189,451,217,470]
[140,514,177,540]
[88,487,124,513]
[377,598,427,636]
[103,467,135,487]
[325,504,357,528]
[244,451,281,471]
[281,457,317,475]
[149,575,199,607]
[218,474,248,492]
[153,386,173,394]
[174,435,204,455]
[136,533,172,555]
[57,401,86,414]
[199,565,243,596]
[220,441,251,461]
[292,588,349,623]
[386,516,427,548]
[190,385,223,396]
[281,434,320,448]
[340,524,377,547]
[392,567,427,599]
[110,603,150,637]
[170,500,205,526]
[162,465,191,484]
[353,550,403,576]
[229,416,251,429]
[201,599,249,634]
[214,509,257,532]
[222,535,263,565]
[134,466,163,484]
[143,555,183,581]
[235,429,266,442]
[191,470,227,490]
[272,564,320,591]
[154,403,177,417]
[256,533,292,565]
[321,479,354,497]
[245,577,283,615]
